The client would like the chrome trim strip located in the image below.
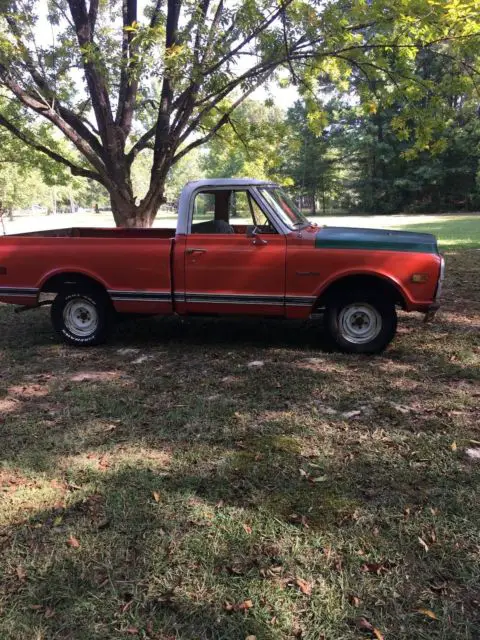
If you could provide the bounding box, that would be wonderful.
[0,287,39,296]
[108,290,314,308]
[185,297,282,306]
[108,290,171,300]
[111,297,171,303]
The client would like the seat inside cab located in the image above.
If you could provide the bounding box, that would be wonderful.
[191,189,275,234]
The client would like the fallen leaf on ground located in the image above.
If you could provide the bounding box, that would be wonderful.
[342,409,362,419]
[360,562,390,574]
[310,475,327,483]
[356,617,383,639]
[295,577,312,595]
[67,535,80,548]
[224,599,254,612]
[349,594,361,607]
[417,608,437,620]
[289,513,309,528]
[465,447,480,462]
[242,524,252,534]
[16,565,27,581]
[152,491,161,502]
[356,617,373,631]
[98,455,110,470]
[126,627,139,635]
[390,402,411,414]
[418,536,429,552]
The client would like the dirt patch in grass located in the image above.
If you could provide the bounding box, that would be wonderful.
[0,249,479,639]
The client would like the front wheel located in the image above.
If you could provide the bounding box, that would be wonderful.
[51,289,112,346]
[325,293,397,354]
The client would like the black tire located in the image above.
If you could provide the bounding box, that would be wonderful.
[325,291,397,355]
[51,288,112,346]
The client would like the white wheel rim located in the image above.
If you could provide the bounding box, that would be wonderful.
[63,299,99,337]
[338,303,382,344]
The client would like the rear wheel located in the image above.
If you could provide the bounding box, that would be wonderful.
[51,289,112,346]
[325,292,397,354]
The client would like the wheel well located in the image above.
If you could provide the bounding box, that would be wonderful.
[315,274,407,310]
[40,272,108,297]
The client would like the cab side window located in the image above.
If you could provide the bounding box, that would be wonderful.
[191,191,234,234]
[190,189,276,234]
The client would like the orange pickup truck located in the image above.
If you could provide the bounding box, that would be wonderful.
[0,179,444,354]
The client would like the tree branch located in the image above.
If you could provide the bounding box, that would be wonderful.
[200,0,223,66]
[202,0,295,77]
[126,125,157,164]
[172,70,274,164]
[152,0,181,168]
[0,112,105,183]
[116,0,139,135]
[66,0,117,150]
[0,64,109,179]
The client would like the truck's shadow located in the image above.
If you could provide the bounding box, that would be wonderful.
[113,314,333,351]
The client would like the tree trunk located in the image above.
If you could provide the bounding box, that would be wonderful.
[109,187,166,228]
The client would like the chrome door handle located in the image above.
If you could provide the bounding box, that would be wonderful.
[186,248,207,255]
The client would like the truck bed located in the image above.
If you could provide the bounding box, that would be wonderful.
[11,227,174,239]
[0,227,175,313]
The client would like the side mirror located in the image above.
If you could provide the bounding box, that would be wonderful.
[246,225,267,245]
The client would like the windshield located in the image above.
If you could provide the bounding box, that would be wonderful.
[258,187,310,230]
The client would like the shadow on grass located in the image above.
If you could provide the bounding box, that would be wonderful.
[2,444,479,639]
[0,248,479,639]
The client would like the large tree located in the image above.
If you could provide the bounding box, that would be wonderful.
[0,0,478,226]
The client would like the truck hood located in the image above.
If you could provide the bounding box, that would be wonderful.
[314,226,438,254]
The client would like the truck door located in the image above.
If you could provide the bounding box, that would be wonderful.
[183,188,286,315]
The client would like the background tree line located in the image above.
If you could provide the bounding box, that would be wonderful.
[1,0,479,224]
[3,88,479,217]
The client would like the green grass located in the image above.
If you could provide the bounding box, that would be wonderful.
[392,215,480,250]
[0,245,479,639]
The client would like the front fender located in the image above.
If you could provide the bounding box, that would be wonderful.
[312,268,412,309]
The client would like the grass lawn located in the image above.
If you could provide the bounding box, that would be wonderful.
[392,214,480,250]
[0,218,479,639]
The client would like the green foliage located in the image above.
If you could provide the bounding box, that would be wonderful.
[278,101,342,213]
[165,148,203,202]
[201,100,287,182]
[0,0,479,225]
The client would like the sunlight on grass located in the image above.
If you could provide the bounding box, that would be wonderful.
[390,215,480,249]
